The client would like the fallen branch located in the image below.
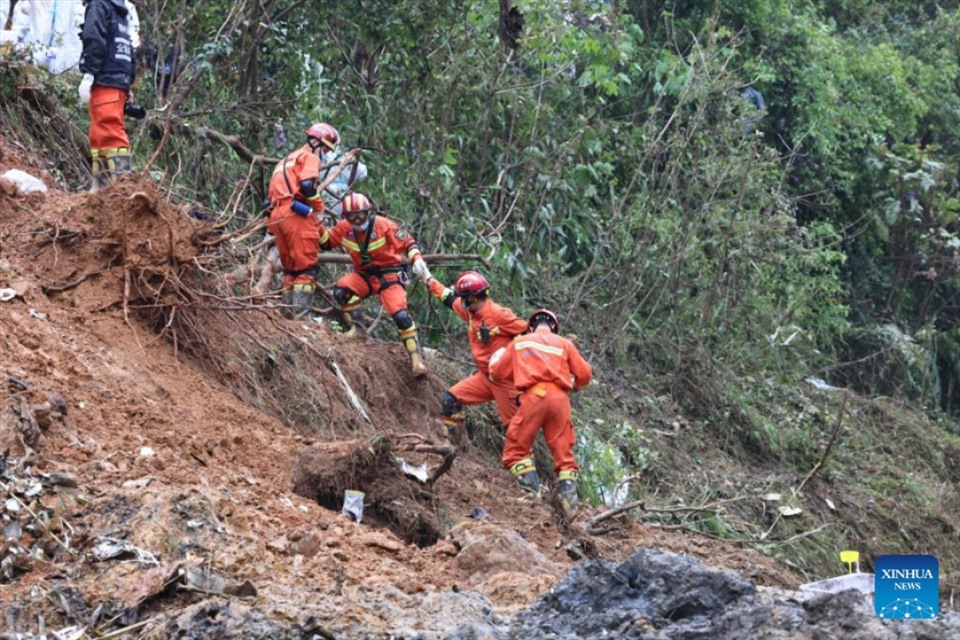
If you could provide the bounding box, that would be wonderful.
[328,361,372,424]
[426,448,456,486]
[761,392,848,541]
[42,267,111,294]
[315,252,488,266]
[586,496,747,534]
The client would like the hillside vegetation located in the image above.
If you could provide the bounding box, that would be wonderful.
[2,0,960,584]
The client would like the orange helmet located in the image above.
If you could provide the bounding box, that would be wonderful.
[454,271,491,298]
[341,193,373,220]
[528,308,559,333]
[305,123,339,151]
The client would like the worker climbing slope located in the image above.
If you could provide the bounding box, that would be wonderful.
[489,308,592,519]
[425,271,527,444]
[266,123,334,318]
[319,193,432,377]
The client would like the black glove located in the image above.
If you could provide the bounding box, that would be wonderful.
[124,104,147,120]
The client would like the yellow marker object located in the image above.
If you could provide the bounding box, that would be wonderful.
[839,550,860,574]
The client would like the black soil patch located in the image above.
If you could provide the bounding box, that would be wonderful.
[291,436,444,547]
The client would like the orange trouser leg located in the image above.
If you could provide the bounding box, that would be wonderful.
[267,206,320,289]
[502,391,548,470]
[336,272,373,302]
[502,387,578,474]
[450,371,519,426]
[88,86,129,151]
[377,280,409,316]
[540,387,578,475]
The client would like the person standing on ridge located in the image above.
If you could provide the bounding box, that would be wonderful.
[489,308,592,519]
[266,123,335,318]
[424,271,527,444]
[318,192,433,377]
[78,0,136,191]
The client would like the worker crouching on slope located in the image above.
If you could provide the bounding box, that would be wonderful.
[318,193,432,377]
[489,309,592,519]
[266,123,337,319]
[78,0,136,191]
[425,271,527,444]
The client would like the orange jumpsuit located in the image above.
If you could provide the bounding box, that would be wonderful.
[319,215,422,315]
[490,326,592,477]
[428,279,527,426]
[267,145,325,289]
[89,86,129,153]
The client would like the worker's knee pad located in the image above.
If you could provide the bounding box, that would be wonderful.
[391,309,414,331]
[441,391,462,417]
[332,286,355,307]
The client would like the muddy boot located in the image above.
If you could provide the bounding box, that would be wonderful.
[441,415,466,446]
[289,284,315,319]
[113,147,133,177]
[280,289,296,319]
[89,150,103,194]
[557,474,579,520]
[510,459,542,500]
[339,297,364,336]
[101,148,120,188]
[399,327,428,377]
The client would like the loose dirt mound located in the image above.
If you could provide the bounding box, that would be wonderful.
[0,138,800,638]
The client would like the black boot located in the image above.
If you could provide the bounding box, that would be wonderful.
[289,284,315,318]
[510,459,542,500]
[557,478,578,519]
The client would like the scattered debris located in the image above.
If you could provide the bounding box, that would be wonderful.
[91,537,160,566]
[799,572,875,600]
[121,476,154,489]
[0,169,48,195]
[805,377,842,391]
[398,457,430,483]
[341,489,364,523]
[468,506,491,521]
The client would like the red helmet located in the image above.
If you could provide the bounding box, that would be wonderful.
[305,123,339,151]
[528,308,559,333]
[454,271,491,298]
[341,193,373,219]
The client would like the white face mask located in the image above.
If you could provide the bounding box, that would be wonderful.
[351,219,370,232]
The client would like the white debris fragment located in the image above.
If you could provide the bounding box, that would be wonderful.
[1,169,48,194]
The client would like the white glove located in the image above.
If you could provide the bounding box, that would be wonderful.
[411,259,432,284]
[78,74,94,105]
[489,346,507,369]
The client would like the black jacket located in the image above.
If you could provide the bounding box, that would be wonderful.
[79,0,135,90]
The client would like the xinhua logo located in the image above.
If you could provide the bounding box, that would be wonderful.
[874,555,939,619]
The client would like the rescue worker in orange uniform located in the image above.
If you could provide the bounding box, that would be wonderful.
[489,308,592,518]
[78,0,136,191]
[425,271,528,444]
[266,123,337,318]
[318,193,432,377]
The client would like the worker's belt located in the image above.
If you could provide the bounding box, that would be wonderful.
[284,265,319,279]
[519,382,564,397]
[358,265,409,290]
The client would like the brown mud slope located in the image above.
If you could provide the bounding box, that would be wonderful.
[0,138,797,638]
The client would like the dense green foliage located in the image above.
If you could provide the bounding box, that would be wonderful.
[118,3,958,383]
[112,0,960,467]
[6,0,960,573]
